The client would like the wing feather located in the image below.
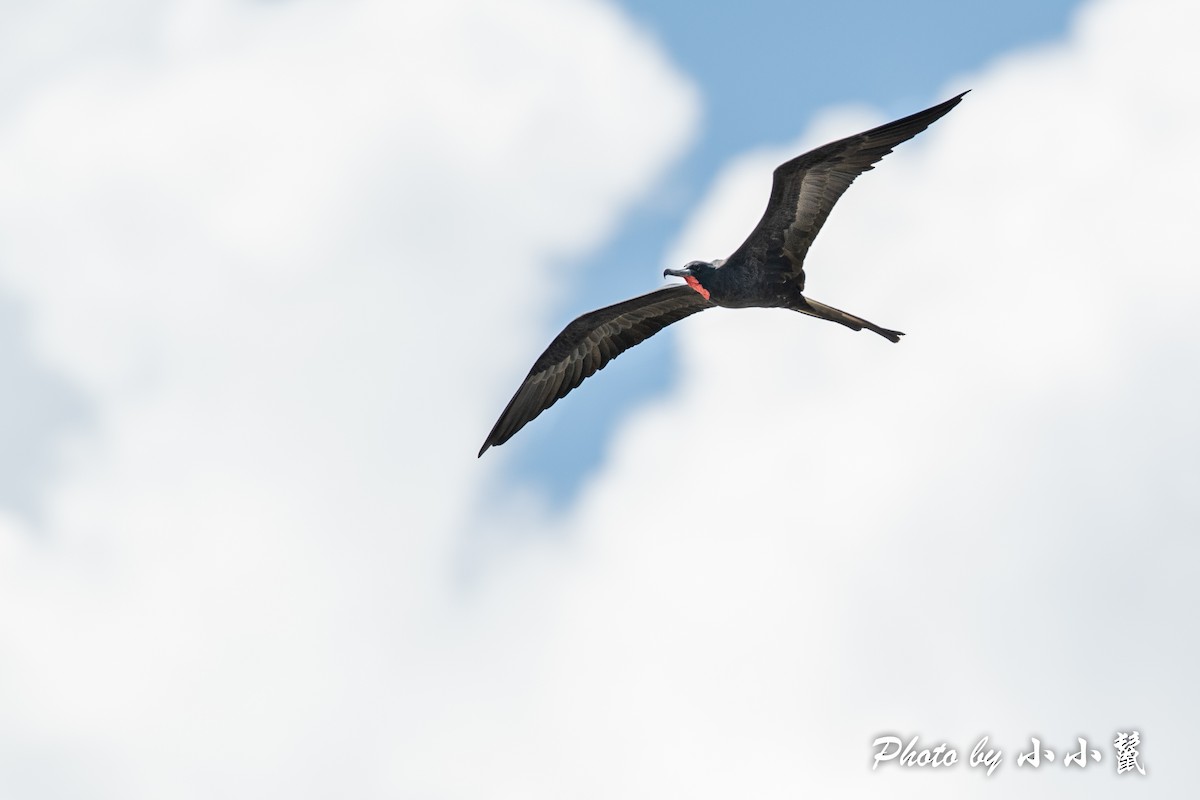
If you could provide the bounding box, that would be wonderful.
[478,285,713,456]
[728,91,967,283]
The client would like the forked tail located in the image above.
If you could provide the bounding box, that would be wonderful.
[791,296,904,343]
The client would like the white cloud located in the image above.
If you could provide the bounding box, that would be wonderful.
[459,0,1200,796]
[0,0,696,797]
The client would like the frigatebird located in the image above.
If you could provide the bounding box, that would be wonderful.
[479,91,966,457]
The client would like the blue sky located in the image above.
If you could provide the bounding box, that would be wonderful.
[505,0,1081,502]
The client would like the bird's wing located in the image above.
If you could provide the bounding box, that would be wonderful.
[727,91,967,284]
[479,285,713,456]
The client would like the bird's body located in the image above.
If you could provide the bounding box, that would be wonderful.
[479,91,967,457]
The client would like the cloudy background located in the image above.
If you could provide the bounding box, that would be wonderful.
[0,0,1195,796]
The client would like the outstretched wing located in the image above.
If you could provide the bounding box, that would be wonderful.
[479,285,713,456]
[728,91,967,285]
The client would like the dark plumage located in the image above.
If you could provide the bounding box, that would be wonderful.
[479,91,967,457]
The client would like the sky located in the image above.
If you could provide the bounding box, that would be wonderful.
[508,0,1081,501]
[1,0,1198,798]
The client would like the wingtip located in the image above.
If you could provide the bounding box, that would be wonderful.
[477,442,490,458]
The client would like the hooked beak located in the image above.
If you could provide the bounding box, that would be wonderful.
[663,267,691,278]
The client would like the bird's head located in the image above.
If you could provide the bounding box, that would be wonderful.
[664,259,723,299]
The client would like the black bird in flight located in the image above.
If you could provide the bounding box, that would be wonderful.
[479,91,966,457]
